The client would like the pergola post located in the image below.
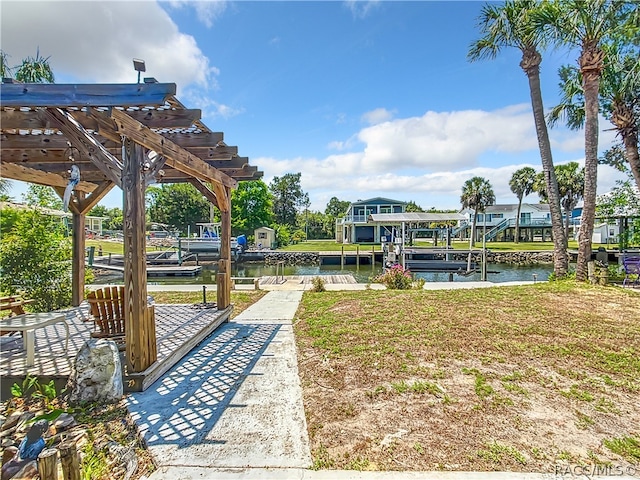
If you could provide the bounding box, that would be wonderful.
[122,138,157,372]
[71,211,86,307]
[217,186,232,310]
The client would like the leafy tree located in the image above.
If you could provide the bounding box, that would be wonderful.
[325,197,350,217]
[405,200,425,213]
[23,184,63,210]
[272,223,291,247]
[0,208,73,311]
[469,0,568,277]
[269,173,308,227]
[146,184,209,235]
[596,174,640,247]
[534,0,636,280]
[460,176,495,247]
[14,48,54,83]
[230,180,274,237]
[89,205,123,231]
[509,166,537,243]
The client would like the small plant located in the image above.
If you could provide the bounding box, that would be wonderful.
[603,436,640,462]
[372,264,414,289]
[477,441,527,465]
[310,276,326,292]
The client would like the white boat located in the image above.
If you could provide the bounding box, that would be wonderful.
[172,223,238,253]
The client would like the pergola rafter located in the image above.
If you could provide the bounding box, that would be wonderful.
[0,81,263,373]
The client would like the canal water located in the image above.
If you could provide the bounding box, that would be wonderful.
[95,262,553,285]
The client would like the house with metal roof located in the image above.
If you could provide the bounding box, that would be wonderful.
[460,203,553,243]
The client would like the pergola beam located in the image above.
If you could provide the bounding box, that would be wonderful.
[108,108,237,193]
[0,83,176,107]
[0,162,97,192]
[0,108,202,130]
[42,109,124,188]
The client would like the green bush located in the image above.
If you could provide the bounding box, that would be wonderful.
[0,208,73,311]
[310,276,326,292]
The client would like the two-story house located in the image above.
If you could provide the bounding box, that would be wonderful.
[460,203,552,242]
[336,197,406,244]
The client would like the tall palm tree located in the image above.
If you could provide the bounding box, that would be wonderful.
[534,0,637,281]
[461,176,496,248]
[549,44,640,193]
[509,166,537,243]
[469,0,568,277]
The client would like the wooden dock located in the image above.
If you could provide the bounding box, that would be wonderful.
[90,255,202,277]
[260,274,357,285]
[0,303,230,394]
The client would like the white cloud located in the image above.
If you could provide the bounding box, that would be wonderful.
[0,1,215,89]
[343,0,382,19]
[255,104,629,211]
[167,0,228,28]
[361,108,395,125]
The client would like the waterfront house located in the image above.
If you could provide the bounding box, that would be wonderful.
[336,197,406,243]
[460,203,552,243]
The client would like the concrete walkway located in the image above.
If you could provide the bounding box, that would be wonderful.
[130,280,608,480]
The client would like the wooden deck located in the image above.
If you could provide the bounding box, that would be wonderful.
[260,274,357,285]
[0,303,231,394]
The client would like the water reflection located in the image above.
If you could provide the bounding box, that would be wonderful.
[95,262,553,285]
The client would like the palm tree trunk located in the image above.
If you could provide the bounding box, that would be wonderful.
[470,212,477,249]
[576,47,603,282]
[515,198,522,243]
[623,131,640,192]
[522,53,568,277]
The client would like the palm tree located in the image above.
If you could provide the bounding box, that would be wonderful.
[534,0,637,281]
[469,0,568,277]
[509,166,537,243]
[549,44,640,192]
[461,176,496,248]
[534,163,585,246]
[0,50,11,78]
[556,163,585,242]
[14,48,54,83]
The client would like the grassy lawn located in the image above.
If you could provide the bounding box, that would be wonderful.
[151,290,266,318]
[294,282,640,472]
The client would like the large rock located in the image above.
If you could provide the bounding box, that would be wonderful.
[68,339,123,405]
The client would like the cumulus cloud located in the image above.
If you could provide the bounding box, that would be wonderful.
[361,108,395,125]
[355,104,539,172]
[255,104,628,211]
[0,1,215,89]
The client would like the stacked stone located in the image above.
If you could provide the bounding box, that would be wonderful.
[264,251,320,266]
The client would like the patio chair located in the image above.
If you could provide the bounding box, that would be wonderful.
[86,286,126,348]
[1,295,35,336]
[622,256,640,287]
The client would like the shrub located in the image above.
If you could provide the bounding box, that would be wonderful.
[310,276,326,292]
[373,264,415,289]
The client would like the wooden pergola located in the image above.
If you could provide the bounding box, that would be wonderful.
[0,81,262,373]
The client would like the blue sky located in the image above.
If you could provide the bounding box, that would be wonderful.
[1,1,623,212]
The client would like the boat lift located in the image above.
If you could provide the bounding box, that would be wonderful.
[380,224,484,281]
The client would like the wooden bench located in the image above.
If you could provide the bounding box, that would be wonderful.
[1,295,35,336]
[230,277,260,290]
[1,295,35,316]
[86,286,126,346]
[622,257,640,287]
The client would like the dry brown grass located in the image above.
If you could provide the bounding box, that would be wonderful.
[294,282,640,472]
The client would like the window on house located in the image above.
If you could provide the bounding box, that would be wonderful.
[258,232,267,239]
[380,206,392,214]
